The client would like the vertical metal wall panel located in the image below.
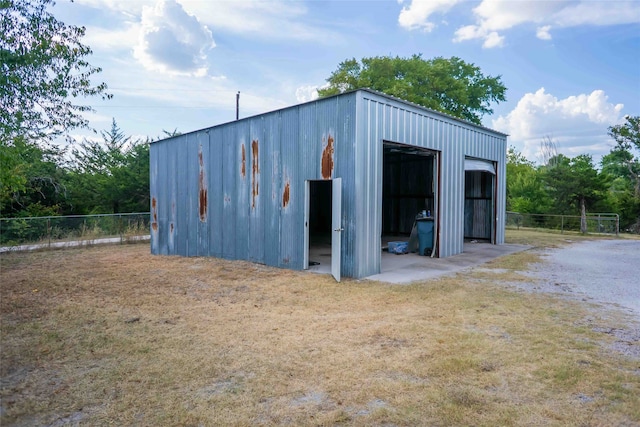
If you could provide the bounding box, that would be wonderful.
[335,94,357,278]
[196,132,209,256]
[221,125,237,259]
[208,127,223,257]
[235,121,250,261]
[279,107,301,269]
[149,139,160,254]
[185,134,198,256]
[263,112,281,267]
[248,117,264,263]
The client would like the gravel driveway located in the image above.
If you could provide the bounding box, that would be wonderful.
[525,239,640,320]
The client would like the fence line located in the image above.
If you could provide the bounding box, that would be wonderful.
[0,212,151,250]
[506,211,619,236]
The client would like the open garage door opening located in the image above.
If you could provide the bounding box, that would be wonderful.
[381,141,439,264]
[464,158,496,243]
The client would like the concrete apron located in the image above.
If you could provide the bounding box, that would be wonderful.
[365,242,531,284]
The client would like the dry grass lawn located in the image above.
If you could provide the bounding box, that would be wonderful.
[1,230,639,426]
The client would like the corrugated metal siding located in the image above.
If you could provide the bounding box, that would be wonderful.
[354,91,506,277]
[150,93,358,274]
[150,89,506,279]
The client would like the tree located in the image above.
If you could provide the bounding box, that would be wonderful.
[608,115,640,197]
[603,115,640,231]
[68,119,149,214]
[318,54,506,124]
[0,0,111,142]
[0,136,70,217]
[506,147,551,214]
[543,154,608,233]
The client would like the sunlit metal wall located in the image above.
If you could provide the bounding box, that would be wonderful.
[150,93,359,275]
[353,90,507,278]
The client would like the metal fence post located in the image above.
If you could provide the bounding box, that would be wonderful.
[47,217,51,248]
[561,215,564,234]
[119,214,123,244]
[616,214,619,237]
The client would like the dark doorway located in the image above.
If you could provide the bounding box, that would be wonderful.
[464,170,493,241]
[307,180,332,271]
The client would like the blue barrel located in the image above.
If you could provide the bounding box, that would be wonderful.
[416,218,434,256]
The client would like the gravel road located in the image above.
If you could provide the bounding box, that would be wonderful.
[525,239,640,320]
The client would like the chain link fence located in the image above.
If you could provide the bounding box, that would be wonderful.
[506,211,619,235]
[0,213,151,251]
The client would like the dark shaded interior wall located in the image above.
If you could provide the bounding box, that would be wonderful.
[382,151,434,235]
[309,180,332,240]
[464,171,493,240]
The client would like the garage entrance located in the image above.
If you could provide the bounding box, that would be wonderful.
[464,158,496,243]
[381,142,439,265]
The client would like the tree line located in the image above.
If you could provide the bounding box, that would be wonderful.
[0,120,168,217]
[1,0,638,234]
[507,115,640,232]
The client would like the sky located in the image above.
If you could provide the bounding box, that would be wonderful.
[52,0,640,164]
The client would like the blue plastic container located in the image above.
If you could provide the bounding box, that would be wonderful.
[416,218,434,256]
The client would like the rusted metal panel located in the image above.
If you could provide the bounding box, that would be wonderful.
[235,121,250,261]
[196,133,209,256]
[248,117,264,263]
[279,106,302,269]
[321,134,334,179]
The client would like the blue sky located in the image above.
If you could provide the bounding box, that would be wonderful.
[53,0,640,163]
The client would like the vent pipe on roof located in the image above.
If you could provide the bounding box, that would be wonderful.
[236,91,240,120]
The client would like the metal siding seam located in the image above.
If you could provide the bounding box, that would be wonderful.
[209,128,223,257]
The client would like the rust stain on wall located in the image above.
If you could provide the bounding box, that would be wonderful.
[282,181,290,208]
[321,134,334,179]
[151,197,158,232]
[241,143,246,178]
[251,139,259,209]
[198,145,208,222]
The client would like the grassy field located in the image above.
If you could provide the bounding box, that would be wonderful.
[1,230,639,426]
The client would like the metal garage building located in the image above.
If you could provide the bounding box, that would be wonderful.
[150,89,507,281]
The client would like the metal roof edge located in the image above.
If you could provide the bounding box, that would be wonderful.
[151,88,508,144]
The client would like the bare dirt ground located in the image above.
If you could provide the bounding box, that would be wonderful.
[1,233,639,426]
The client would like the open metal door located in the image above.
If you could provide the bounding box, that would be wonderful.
[331,178,342,282]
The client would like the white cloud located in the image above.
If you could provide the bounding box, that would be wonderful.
[75,0,336,44]
[133,0,215,76]
[492,88,624,161]
[398,0,462,32]
[418,0,640,48]
[536,25,552,40]
[295,85,320,103]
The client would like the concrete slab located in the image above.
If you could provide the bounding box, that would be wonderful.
[365,242,531,284]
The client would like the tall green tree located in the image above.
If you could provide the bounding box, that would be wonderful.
[603,115,640,231]
[607,115,640,197]
[0,0,111,142]
[68,119,149,214]
[543,154,608,233]
[0,136,70,217]
[506,147,551,214]
[318,54,506,124]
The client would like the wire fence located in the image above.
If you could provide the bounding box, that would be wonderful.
[506,211,619,235]
[0,213,151,250]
